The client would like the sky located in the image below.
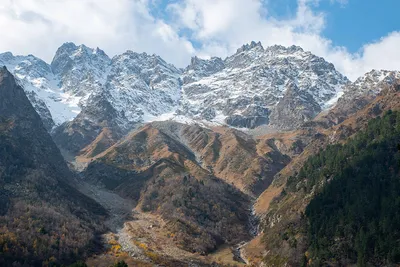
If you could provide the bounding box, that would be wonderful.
[0,0,399,81]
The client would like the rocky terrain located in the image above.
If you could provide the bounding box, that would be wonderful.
[180,42,349,129]
[0,41,351,156]
[1,41,400,266]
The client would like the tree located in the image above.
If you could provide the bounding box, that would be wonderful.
[113,260,128,267]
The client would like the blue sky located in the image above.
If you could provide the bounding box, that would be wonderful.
[265,0,400,52]
[314,0,400,52]
[0,0,399,80]
[153,0,400,54]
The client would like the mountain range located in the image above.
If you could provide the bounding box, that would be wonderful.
[0,41,349,130]
[2,42,399,154]
[1,41,400,266]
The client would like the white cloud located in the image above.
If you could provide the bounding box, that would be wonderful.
[0,0,398,80]
[0,0,194,66]
[357,32,400,73]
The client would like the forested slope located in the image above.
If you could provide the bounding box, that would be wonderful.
[287,110,400,266]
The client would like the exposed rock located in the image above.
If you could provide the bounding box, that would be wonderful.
[180,43,349,128]
[269,83,322,129]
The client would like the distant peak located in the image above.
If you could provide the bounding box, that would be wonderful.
[0,52,14,59]
[266,44,304,53]
[55,42,107,57]
[120,50,166,63]
[288,45,304,52]
[190,56,211,65]
[58,42,78,51]
[0,52,14,64]
[94,47,107,56]
[123,50,148,57]
[186,55,224,73]
[236,41,264,53]
[190,56,200,64]
[359,69,398,80]
[366,69,393,75]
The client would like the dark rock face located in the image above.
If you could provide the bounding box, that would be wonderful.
[225,105,271,128]
[269,83,322,129]
[52,119,103,155]
[236,41,264,54]
[0,65,105,207]
[25,91,55,131]
[52,90,126,154]
[51,42,76,75]
[0,67,106,266]
[225,115,269,129]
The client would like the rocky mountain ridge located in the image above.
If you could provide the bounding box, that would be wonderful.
[180,42,349,129]
[0,42,181,132]
[0,42,351,131]
[5,42,400,159]
[2,42,398,134]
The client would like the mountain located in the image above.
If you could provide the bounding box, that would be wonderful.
[327,69,400,124]
[3,41,400,266]
[0,67,107,266]
[0,42,181,132]
[52,44,182,155]
[269,82,322,129]
[83,122,252,255]
[0,42,350,156]
[180,42,349,129]
[243,78,400,266]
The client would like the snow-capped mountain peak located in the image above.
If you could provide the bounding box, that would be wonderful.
[4,41,391,134]
[0,51,82,130]
[180,42,350,129]
[335,69,400,111]
[236,40,264,54]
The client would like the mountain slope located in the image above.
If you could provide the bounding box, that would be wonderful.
[244,79,400,266]
[319,69,400,126]
[304,111,400,265]
[83,122,252,254]
[81,121,295,196]
[0,67,106,266]
[76,119,315,264]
